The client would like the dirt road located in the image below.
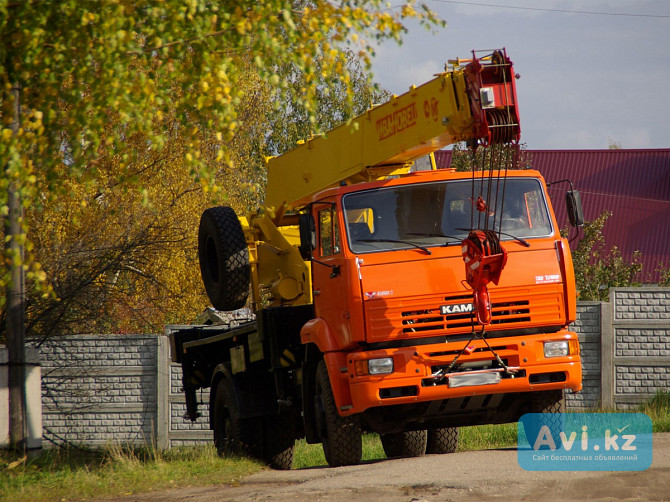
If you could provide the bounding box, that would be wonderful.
[113,433,670,502]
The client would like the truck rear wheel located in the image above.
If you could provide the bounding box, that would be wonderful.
[198,206,250,311]
[314,360,362,467]
[426,427,459,454]
[380,430,427,458]
[262,413,295,470]
[211,378,261,459]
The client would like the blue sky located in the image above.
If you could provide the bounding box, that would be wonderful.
[370,0,670,149]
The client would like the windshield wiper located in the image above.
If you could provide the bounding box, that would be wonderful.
[406,232,461,246]
[498,231,530,247]
[357,238,432,255]
[455,228,530,247]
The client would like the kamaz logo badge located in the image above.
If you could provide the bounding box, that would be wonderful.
[440,303,474,315]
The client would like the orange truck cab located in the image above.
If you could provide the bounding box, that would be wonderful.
[302,168,581,425]
[170,49,583,469]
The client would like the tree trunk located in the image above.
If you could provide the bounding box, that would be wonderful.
[5,82,27,451]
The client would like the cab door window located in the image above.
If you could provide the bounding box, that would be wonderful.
[318,206,341,257]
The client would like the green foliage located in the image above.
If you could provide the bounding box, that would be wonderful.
[571,211,643,301]
[656,263,670,286]
[448,142,533,172]
[1,1,442,334]
[265,50,391,156]
[16,52,392,337]
[0,0,442,310]
[23,122,219,336]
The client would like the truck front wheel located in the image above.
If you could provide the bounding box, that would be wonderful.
[314,360,362,467]
[522,389,565,447]
[530,389,565,414]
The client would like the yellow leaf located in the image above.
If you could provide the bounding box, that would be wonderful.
[7,456,27,470]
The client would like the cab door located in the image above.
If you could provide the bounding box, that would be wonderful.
[311,201,356,348]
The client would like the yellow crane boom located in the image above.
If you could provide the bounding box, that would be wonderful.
[265,49,520,212]
[241,49,520,309]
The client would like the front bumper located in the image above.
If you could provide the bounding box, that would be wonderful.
[339,330,582,415]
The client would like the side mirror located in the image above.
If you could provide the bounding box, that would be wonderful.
[298,213,315,259]
[566,190,584,227]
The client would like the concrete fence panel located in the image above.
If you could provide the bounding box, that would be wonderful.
[2,287,667,449]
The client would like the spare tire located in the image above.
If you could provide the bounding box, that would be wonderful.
[198,206,250,311]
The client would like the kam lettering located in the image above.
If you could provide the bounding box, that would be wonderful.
[376,103,418,140]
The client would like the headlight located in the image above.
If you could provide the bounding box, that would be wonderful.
[355,357,394,376]
[369,357,394,374]
[544,341,569,358]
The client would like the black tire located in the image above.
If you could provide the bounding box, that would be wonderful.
[198,206,250,311]
[211,378,261,459]
[314,360,362,467]
[381,430,427,458]
[530,389,565,414]
[522,389,565,449]
[426,427,459,454]
[262,413,295,470]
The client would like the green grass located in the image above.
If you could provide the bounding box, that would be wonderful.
[3,391,669,502]
[293,434,386,469]
[293,424,518,468]
[638,390,670,433]
[458,422,518,450]
[0,445,263,502]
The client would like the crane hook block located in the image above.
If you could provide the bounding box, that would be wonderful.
[462,230,508,325]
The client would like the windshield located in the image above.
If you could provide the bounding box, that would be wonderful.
[342,178,553,254]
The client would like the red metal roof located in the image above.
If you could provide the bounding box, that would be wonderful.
[436,149,670,283]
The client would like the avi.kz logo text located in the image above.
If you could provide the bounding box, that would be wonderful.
[517,413,652,471]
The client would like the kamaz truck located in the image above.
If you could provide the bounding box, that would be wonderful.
[170,49,583,469]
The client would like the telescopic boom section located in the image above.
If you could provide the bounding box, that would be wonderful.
[264,49,520,212]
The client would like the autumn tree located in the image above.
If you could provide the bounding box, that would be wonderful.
[1,0,441,304]
[1,0,442,447]
[2,2,443,339]
[22,53,388,337]
[1,1,441,331]
[24,119,221,338]
[265,49,391,156]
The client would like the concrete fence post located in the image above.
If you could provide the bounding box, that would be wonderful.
[156,336,170,450]
[600,300,614,409]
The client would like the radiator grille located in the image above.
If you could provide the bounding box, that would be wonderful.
[366,288,563,342]
[401,297,531,335]
[365,288,565,342]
